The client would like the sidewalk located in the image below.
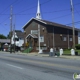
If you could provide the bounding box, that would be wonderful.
[18,52,80,60]
[22,52,80,60]
[0,51,80,60]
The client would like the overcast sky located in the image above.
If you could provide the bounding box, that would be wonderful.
[0,0,80,36]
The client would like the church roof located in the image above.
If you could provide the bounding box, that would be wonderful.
[41,19,80,31]
[22,18,46,29]
[26,34,38,38]
[22,18,80,31]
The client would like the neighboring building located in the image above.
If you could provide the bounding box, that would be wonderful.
[11,30,24,47]
[0,39,10,50]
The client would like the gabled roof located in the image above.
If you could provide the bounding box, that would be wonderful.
[41,19,80,30]
[22,18,80,31]
[22,18,47,29]
[15,30,24,39]
[26,34,38,38]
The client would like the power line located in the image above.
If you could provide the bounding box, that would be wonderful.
[0,8,70,15]
[66,20,80,25]
[0,8,79,27]
[0,24,8,31]
[1,1,80,28]
[49,13,71,20]
[40,0,52,5]
[43,9,70,14]
[74,2,80,6]
[0,16,10,24]
[0,0,19,14]
[0,8,71,15]
[1,1,80,16]
[17,6,37,14]
[48,8,80,20]
[74,7,80,16]
[16,1,80,14]
[16,0,52,14]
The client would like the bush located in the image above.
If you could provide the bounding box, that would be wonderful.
[75,44,80,49]
[64,48,71,51]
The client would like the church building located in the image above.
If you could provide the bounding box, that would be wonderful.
[23,0,79,52]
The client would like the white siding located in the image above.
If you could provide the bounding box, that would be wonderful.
[11,32,18,44]
[18,39,24,47]
[11,32,24,47]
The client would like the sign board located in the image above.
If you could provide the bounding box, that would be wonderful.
[31,30,38,34]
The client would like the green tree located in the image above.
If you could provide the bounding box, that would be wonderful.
[7,34,10,39]
[0,34,7,39]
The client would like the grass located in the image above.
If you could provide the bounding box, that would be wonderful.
[63,50,71,55]
[22,47,32,53]
[63,49,80,55]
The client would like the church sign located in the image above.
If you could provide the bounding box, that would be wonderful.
[31,30,38,34]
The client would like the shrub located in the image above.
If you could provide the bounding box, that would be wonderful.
[75,44,80,49]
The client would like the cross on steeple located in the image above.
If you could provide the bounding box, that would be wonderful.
[36,0,41,19]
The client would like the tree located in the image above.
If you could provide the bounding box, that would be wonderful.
[7,31,13,39]
[7,34,10,39]
[0,34,7,39]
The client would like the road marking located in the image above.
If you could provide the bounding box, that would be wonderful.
[6,64,23,69]
[0,56,80,71]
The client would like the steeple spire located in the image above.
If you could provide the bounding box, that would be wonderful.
[36,0,41,19]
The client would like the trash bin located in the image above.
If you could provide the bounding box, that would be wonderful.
[49,52,53,56]
[56,52,60,56]
[75,51,78,56]
[49,48,54,57]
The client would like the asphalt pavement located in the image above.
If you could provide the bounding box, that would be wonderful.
[0,51,80,80]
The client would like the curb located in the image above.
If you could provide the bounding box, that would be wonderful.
[0,51,80,60]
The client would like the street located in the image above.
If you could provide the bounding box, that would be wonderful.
[0,52,80,80]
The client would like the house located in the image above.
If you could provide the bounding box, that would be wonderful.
[11,30,24,48]
[22,18,79,52]
[0,39,10,51]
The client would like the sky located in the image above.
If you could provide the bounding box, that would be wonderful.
[0,0,80,36]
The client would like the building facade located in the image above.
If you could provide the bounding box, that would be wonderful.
[11,30,24,47]
[23,18,79,52]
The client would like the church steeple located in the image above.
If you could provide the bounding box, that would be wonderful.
[36,0,41,19]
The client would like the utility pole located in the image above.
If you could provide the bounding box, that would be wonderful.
[13,15,16,53]
[13,14,16,53]
[38,24,40,53]
[13,23,15,53]
[36,0,41,53]
[10,5,13,53]
[53,27,55,48]
[70,0,75,49]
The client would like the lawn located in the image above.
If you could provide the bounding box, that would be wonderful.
[63,49,80,55]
